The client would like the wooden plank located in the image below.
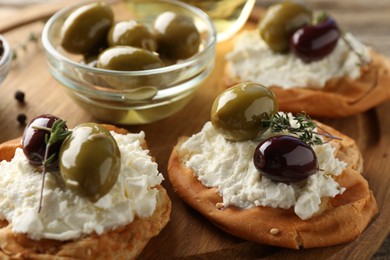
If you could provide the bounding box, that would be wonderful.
[0,1,389,259]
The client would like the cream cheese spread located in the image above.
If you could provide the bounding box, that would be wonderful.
[178,120,347,220]
[0,131,163,241]
[225,30,370,89]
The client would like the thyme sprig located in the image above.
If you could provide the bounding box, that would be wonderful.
[316,12,370,67]
[33,119,71,213]
[261,112,341,146]
[12,31,40,61]
[340,33,370,67]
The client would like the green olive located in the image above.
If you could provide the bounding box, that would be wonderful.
[107,20,157,52]
[211,82,278,141]
[61,2,113,55]
[259,1,312,52]
[96,46,163,71]
[153,12,200,60]
[59,123,121,202]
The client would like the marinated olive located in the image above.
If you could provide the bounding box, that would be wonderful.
[211,82,278,141]
[22,114,67,167]
[290,16,340,62]
[0,40,3,59]
[61,2,113,55]
[153,11,201,60]
[107,20,157,52]
[258,1,312,52]
[97,46,163,71]
[59,123,121,202]
[253,135,318,183]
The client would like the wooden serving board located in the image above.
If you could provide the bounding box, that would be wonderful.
[0,1,389,259]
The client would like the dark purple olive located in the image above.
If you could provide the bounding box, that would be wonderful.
[290,16,340,62]
[22,114,67,167]
[253,135,318,183]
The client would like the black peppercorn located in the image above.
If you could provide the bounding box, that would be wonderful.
[17,113,27,125]
[14,90,25,103]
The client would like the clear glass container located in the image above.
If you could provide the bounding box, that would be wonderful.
[0,35,12,86]
[179,0,255,42]
[42,0,217,124]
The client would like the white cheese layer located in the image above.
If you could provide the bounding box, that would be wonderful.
[179,121,347,220]
[225,30,370,89]
[0,131,164,241]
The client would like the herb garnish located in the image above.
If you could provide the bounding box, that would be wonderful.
[12,32,40,61]
[261,112,341,146]
[316,12,370,67]
[33,119,71,213]
[340,33,370,66]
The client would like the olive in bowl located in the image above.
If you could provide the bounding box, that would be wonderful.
[97,46,164,71]
[153,11,201,60]
[41,0,216,124]
[60,2,113,57]
[107,20,157,52]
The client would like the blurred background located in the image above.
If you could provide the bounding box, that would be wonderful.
[1,0,389,56]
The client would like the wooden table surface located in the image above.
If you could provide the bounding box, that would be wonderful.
[0,0,389,259]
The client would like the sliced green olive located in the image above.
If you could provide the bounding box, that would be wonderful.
[259,1,312,52]
[97,46,163,71]
[61,2,113,55]
[107,20,157,52]
[153,11,200,60]
[211,82,278,141]
[59,123,121,202]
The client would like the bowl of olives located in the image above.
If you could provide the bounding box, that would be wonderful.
[0,35,12,86]
[41,0,216,124]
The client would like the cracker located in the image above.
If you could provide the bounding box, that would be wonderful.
[168,122,377,248]
[0,125,171,259]
[225,50,390,117]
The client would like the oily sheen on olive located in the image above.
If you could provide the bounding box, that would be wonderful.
[22,114,67,167]
[211,82,278,141]
[290,16,340,62]
[61,2,113,55]
[258,1,312,52]
[0,40,3,58]
[107,20,157,52]
[97,46,163,71]
[59,123,121,202]
[253,135,318,183]
[153,11,201,60]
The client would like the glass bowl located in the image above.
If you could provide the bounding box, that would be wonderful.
[0,35,12,86]
[42,0,216,124]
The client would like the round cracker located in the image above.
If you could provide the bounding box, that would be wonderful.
[0,125,171,259]
[225,50,390,117]
[168,122,377,249]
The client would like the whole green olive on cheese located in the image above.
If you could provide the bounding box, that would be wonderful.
[258,1,312,52]
[97,46,163,71]
[59,123,121,202]
[211,82,278,141]
[107,20,157,52]
[153,11,201,60]
[61,2,113,55]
